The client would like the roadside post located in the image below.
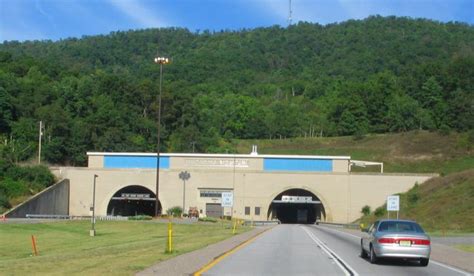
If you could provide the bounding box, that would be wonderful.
[232,219,237,235]
[387,195,400,219]
[167,221,173,253]
[31,235,38,256]
[221,192,234,233]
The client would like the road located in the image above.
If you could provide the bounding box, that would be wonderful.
[203,224,471,276]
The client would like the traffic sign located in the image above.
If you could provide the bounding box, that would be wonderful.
[221,192,233,207]
[387,195,400,211]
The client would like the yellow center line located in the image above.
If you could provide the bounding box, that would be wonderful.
[193,227,274,276]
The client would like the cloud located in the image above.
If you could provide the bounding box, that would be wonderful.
[106,0,168,28]
[35,0,58,30]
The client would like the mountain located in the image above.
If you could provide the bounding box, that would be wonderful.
[0,16,473,165]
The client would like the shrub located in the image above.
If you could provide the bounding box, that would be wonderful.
[128,215,153,220]
[361,205,371,216]
[166,206,183,217]
[374,206,386,217]
[198,217,218,223]
[0,178,29,198]
[0,192,11,209]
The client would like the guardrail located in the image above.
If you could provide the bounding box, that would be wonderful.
[317,221,360,229]
[26,214,128,221]
[243,220,280,226]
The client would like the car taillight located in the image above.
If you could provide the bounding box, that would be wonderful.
[412,239,430,245]
[378,238,430,245]
[378,238,397,244]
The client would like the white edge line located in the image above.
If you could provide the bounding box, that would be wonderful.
[317,225,472,276]
[317,225,361,240]
[302,226,359,276]
[430,260,472,276]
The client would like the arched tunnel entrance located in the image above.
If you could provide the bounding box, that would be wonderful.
[107,185,161,216]
[267,189,325,224]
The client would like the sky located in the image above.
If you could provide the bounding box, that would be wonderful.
[0,0,473,42]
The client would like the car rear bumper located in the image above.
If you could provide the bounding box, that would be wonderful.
[374,244,431,259]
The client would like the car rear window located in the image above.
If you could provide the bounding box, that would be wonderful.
[378,221,425,233]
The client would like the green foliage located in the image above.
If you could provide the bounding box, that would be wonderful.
[0,178,28,198]
[361,205,371,216]
[0,17,473,164]
[407,183,420,205]
[0,161,55,209]
[166,206,183,217]
[0,192,11,209]
[374,206,386,217]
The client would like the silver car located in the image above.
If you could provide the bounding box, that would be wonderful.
[360,219,431,266]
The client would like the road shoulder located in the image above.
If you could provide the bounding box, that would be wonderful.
[136,226,271,276]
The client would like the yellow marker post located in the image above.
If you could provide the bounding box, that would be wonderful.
[232,219,237,235]
[167,221,173,253]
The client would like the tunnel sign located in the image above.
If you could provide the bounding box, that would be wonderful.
[221,192,233,207]
[387,195,400,211]
[282,196,312,203]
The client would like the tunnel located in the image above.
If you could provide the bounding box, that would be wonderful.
[267,189,325,224]
[107,185,161,216]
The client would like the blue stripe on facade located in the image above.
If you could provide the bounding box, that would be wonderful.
[104,156,170,169]
[263,158,332,172]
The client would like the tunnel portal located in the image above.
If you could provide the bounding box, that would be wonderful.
[106,185,160,216]
[268,189,325,224]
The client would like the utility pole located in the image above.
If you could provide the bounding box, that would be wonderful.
[38,121,43,164]
[90,174,98,237]
[288,0,293,26]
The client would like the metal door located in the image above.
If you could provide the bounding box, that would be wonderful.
[206,203,223,218]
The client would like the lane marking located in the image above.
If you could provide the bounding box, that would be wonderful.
[316,225,473,275]
[430,260,472,276]
[315,225,361,240]
[302,226,359,276]
[193,227,272,276]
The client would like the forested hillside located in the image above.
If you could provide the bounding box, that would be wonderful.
[0,16,473,165]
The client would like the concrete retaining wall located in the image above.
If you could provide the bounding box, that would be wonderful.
[5,179,70,218]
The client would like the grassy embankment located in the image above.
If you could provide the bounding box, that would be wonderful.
[357,169,474,233]
[0,220,249,275]
[235,131,474,233]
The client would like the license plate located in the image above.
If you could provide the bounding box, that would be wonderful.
[399,240,411,247]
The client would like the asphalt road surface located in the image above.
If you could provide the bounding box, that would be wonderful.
[203,224,471,276]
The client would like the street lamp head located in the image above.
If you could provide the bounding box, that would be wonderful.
[154,57,170,64]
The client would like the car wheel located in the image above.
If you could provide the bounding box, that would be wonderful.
[369,245,378,264]
[420,258,429,266]
[360,241,367,258]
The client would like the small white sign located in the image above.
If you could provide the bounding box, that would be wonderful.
[221,192,233,207]
[387,195,400,211]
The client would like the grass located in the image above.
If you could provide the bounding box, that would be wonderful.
[0,220,249,275]
[234,131,474,175]
[454,244,474,253]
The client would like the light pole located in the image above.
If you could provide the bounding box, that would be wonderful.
[90,174,98,237]
[153,56,169,217]
[179,171,191,216]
